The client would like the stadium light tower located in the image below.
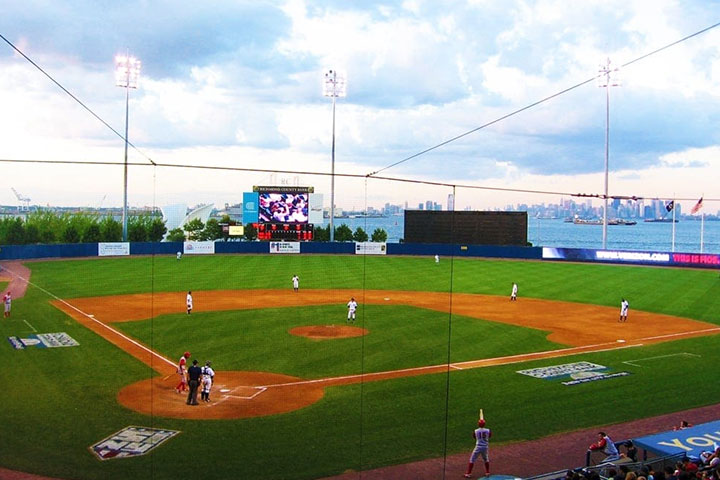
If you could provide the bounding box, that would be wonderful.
[323,68,347,242]
[115,53,141,242]
[598,58,620,249]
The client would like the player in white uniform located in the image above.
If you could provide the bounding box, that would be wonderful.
[434,254,439,263]
[3,291,11,318]
[186,291,193,314]
[176,251,182,260]
[510,283,518,301]
[619,298,629,322]
[200,361,215,402]
[347,297,358,323]
[292,274,299,292]
[176,351,190,393]
[464,419,491,478]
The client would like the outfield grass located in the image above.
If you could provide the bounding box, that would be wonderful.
[1,255,719,480]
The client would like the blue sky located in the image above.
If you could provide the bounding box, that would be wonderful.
[0,0,718,212]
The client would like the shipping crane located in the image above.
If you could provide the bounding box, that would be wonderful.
[11,187,30,211]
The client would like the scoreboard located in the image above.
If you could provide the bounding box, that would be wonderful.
[243,185,321,241]
[256,223,314,241]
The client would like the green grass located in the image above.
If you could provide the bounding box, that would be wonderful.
[117,304,563,378]
[2,254,720,479]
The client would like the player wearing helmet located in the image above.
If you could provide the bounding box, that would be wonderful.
[176,351,191,393]
[464,418,491,478]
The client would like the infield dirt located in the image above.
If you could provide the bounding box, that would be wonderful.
[49,289,719,420]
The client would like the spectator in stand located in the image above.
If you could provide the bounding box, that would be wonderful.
[588,431,621,463]
[664,465,677,480]
[616,465,630,480]
[699,446,720,468]
[626,472,638,480]
[621,440,638,462]
[681,456,699,475]
[674,420,693,431]
[653,470,666,480]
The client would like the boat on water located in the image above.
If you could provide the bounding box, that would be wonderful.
[573,217,637,225]
[644,218,679,223]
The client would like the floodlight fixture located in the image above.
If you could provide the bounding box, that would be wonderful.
[598,58,621,249]
[115,52,141,242]
[322,68,347,242]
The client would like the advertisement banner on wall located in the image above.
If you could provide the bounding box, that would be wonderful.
[98,242,130,256]
[543,247,720,268]
[183,241,215,255]
[269,242,301,253]
[355,242,387,255]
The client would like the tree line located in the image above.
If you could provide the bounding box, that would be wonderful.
[0,211,388,245]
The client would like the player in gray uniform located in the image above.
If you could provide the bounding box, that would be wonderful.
[464,418,491,478]
[200,361,215,402]
[619,299,629,322]
[588,431,620,463]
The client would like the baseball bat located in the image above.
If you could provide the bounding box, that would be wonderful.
[479,408,484,420]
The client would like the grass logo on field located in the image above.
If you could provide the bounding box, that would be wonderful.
[7,332,79,350]
[517,361,631,386]
[90,426,179,460]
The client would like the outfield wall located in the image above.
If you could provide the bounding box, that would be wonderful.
[1,241,718,269]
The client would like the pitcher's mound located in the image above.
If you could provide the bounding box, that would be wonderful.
[290,325,368,339]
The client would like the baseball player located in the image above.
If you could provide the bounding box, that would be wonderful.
[510,283,518,301]
[347,297,358,323]
[434,254,439,263]
[3,291,11,318]
[176,351,190,393]
[292,274,299,292]
[464,418,491,478]
[186,290,193,315]
[588,431,620,463]
[176,251,182,260]
[200,361,215,402]
[619,298,629,322]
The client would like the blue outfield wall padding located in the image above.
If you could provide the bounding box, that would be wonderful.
[130,242,183,255]
[214,242,270,254]
[0,243,98,260]
[387,243,542,259]
[300,242,356,254]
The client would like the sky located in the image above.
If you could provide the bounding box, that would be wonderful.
[0,0,718,213]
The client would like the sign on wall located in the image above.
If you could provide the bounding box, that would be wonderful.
[355,242,387,255]
[183,241,215,255]
[98,242,130,256]
[269,242,300,253]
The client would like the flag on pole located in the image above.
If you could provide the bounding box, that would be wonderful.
[690,197,704,214]
[665,201,674,212]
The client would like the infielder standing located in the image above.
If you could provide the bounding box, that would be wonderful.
[464,418,491,478]
[186,291,193,315]
[3,291,11,318]
[292,274,299,292]
[176,351,190,393]
[510,283,518,301]
[619,298,629,322]
[347,297,358,323]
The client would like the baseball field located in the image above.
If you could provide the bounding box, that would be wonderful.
[1,253,720,480]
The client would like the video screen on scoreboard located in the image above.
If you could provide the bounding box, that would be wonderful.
[258,192,309,223]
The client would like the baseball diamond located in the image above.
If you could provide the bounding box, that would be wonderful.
[51,289,716,420]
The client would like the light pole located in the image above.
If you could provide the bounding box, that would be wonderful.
[115,53,141,242]
[598,58,620,249]
[323,69,347,242]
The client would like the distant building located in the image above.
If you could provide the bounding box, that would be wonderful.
[161,203,214,238]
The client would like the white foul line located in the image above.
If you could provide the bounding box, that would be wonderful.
[4,267,176,370]
[623,352,702,367]
[22,319,37,332]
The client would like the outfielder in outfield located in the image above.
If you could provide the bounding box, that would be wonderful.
[176,351,190,393]
[464,418,491,478]
[347,297,358,323]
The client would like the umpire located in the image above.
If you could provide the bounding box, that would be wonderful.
[186,359,202,406]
